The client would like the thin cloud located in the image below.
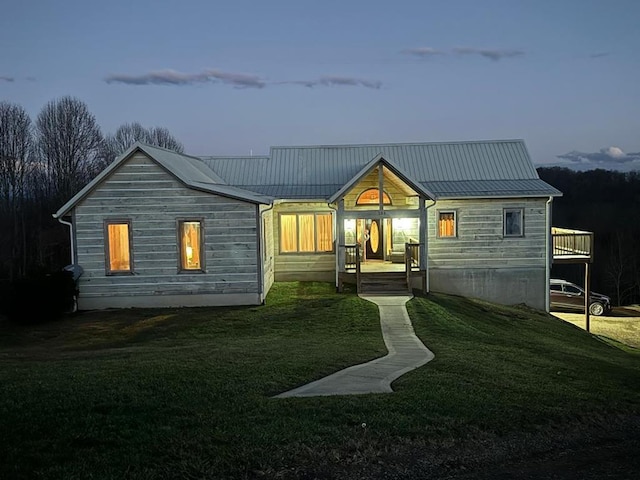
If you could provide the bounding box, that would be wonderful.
[282,76,382,89]
[589,52,610,58]
[105,69,266,88]
[106,69,382,90]
[452,47,524,61]
[401,46,524,61]
[0,76,15,82]
[401,47,444,57]
[558,146,640,164]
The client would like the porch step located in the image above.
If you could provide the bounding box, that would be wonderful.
[359,272,409,295]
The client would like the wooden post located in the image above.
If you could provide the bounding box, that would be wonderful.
[585,262,591,332]
[355,245,362,293]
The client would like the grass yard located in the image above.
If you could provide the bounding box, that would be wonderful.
[1,282,639,479]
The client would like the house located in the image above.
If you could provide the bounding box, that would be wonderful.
[53,139,563,311]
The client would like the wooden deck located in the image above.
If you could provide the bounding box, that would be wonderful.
[552,227,594,264]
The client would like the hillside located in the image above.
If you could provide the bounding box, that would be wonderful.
[1,283,639,479]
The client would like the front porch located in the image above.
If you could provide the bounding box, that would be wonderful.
[329,155,432,294]
[338,242,426,294]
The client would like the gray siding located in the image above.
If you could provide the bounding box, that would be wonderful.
[426,197,548,309]
[273,202,335,282]
[74,152,260,308]
[427,198,547,268]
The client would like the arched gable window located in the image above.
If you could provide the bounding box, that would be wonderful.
[356,188,392,205]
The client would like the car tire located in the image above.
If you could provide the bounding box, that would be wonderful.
[589,302,605,316]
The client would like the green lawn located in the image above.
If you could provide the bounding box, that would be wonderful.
[1,283,639,479]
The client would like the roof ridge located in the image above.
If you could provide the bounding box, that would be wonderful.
[270,139,525,150]
[201,155,270,160]
[137,142,209,163]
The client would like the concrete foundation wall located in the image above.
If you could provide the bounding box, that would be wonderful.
[429,267,546,310]
[78,292,262,310]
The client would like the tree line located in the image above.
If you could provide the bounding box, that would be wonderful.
[538,167,640,306]
[0,96,183,281]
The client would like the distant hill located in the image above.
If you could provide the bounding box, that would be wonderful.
[536,162,640,173]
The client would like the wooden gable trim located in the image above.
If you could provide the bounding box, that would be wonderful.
[328,154,435,203]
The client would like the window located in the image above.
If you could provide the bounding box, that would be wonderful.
[437,211,456,238]
[356,188,392,205]
[280,213,333,253]
[179,220,204,271]
[504,208,524,237]
[105,220,132,274]
[564,285,582,295]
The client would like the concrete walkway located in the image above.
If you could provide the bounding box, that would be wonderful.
[275,295,434,398]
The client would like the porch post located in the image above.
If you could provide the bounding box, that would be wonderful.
[585,261,591,332]
[336,199,345,291]
[378,166,384,213]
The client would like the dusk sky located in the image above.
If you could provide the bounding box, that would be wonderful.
[2,0,639,170]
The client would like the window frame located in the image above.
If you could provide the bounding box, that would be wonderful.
[177,218,206,273]
[355,188,392,206]
[104,219,134,275]
[436,209,458,238]
[503,208,524,237]
[278,212,334,254]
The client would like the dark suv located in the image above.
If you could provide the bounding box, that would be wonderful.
[550,279,611,316]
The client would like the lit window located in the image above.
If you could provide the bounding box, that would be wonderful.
[179,220,203,270]
[504,209,524,237]
[316,214,333,252]
[105,221,132,273]
[356,188,392,205]
[437,211,456,238]
[280,213,333,253]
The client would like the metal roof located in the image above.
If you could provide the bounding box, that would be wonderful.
[54,143,270,218]
[56,139,562,218]
[202,140,561,200]
[422,179,562,198]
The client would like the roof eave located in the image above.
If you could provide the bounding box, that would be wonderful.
[434,192,563,200]
[189,182,273,204]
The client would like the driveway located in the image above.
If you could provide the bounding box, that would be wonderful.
[551,308,640,349]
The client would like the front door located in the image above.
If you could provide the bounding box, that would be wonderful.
[365,219,383,260]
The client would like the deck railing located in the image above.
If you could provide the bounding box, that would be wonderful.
[343,244,361,291]
[405,242,420,271]
[552,227,593,262]
[405,242,420,290]
[344,244,359,272]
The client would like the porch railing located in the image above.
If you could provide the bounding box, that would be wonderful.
[344,244,362,290]
[552,227,593,262]
[405,242,420,289]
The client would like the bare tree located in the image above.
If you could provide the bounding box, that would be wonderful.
[148,126,183,152]
[35,96,103,203]
[606,231,636,306]
[99,122,184,169]
[0,102,33,278]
